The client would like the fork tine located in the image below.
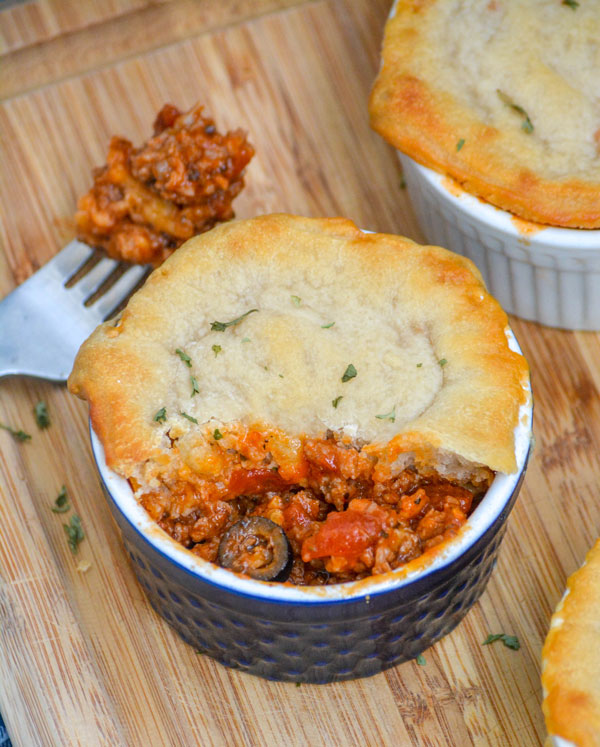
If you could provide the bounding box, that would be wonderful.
[69,257,120,301]
[93,264,150,319]
[47,239,95,277]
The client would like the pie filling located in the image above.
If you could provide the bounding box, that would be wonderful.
[133,423,493,585]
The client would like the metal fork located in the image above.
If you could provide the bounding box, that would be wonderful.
[0,240,150,381]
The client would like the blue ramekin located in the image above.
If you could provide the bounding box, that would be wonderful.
[90,336,532,684]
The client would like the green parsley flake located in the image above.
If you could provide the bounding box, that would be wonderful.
[241,337,251,343]
[213,429,223,440]
[375,407,396,422]
[456,138,465,152]
[341,364,357,383]
[153,407,167,423]
[191,375,200,397]
[321,322,335,329]
[51,486,70,514]
[497,89,534,133]
[64,515,85,554]
[438,358,448,367]
[332,396,343,408]
[34,401,51,429]
[0,422,31,442]
[562,0,579,7]
[291,295,301,306]
[210,309,258,332]
[399,175,406,189]
[212,345,222,357]
[482,633,520,651]
[175,348,192,367]
[416,654,426,666]
[180,411,198,424]
[416,363,423,368]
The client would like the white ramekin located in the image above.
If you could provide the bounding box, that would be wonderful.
[398,153,600,331]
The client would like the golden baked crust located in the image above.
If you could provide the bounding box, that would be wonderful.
[542,539,600,747]
[68,214,529,478]
[369,1,600,228]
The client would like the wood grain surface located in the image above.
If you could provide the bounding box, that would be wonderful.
[1,1,599,745]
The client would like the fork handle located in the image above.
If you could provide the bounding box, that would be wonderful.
[0,283,76,382]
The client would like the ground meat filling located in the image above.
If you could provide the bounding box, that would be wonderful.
[139,432,491,586]
[76,103,254,266]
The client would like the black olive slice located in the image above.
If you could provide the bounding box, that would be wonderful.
[218,516,292,582]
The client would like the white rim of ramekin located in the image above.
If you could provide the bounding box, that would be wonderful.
[402,156,600,251]
[91,330,532,605]
[551,738,577,747]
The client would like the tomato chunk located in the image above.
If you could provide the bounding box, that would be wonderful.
[302,508,384,561]
[227,468,287,497]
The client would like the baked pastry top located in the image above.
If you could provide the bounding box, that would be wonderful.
[369,0,600,228]
[69,214,529,479]
[542,539,600,747]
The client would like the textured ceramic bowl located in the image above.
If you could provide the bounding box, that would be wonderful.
[399,153,600,331]
[91,334,532,684]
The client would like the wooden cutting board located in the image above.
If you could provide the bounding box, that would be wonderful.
[1,1,599,744]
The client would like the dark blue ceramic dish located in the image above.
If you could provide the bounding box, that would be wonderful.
[91,340,532,684]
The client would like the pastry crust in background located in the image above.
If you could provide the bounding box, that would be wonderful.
[542,539,600,747]
[68,214,529,479]
[369,0,600,228]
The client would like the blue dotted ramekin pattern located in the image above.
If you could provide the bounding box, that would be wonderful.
[101,463,525,683]
[0,718,11,747]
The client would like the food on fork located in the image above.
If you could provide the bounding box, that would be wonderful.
[75,103,254,266]
[68,215,529,585]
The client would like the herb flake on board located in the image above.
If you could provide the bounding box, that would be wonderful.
[332,396,343,408]
[51,486,70,513]
[64,515,85,554]
[482,633,520,651]
[0,422,31,442]
[34,401,51,429]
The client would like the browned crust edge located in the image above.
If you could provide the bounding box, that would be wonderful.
[542,539,600,746]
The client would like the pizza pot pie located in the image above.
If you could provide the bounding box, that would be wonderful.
[369,0,600,228]
[68,214,530,585]
[542,539,600,747]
